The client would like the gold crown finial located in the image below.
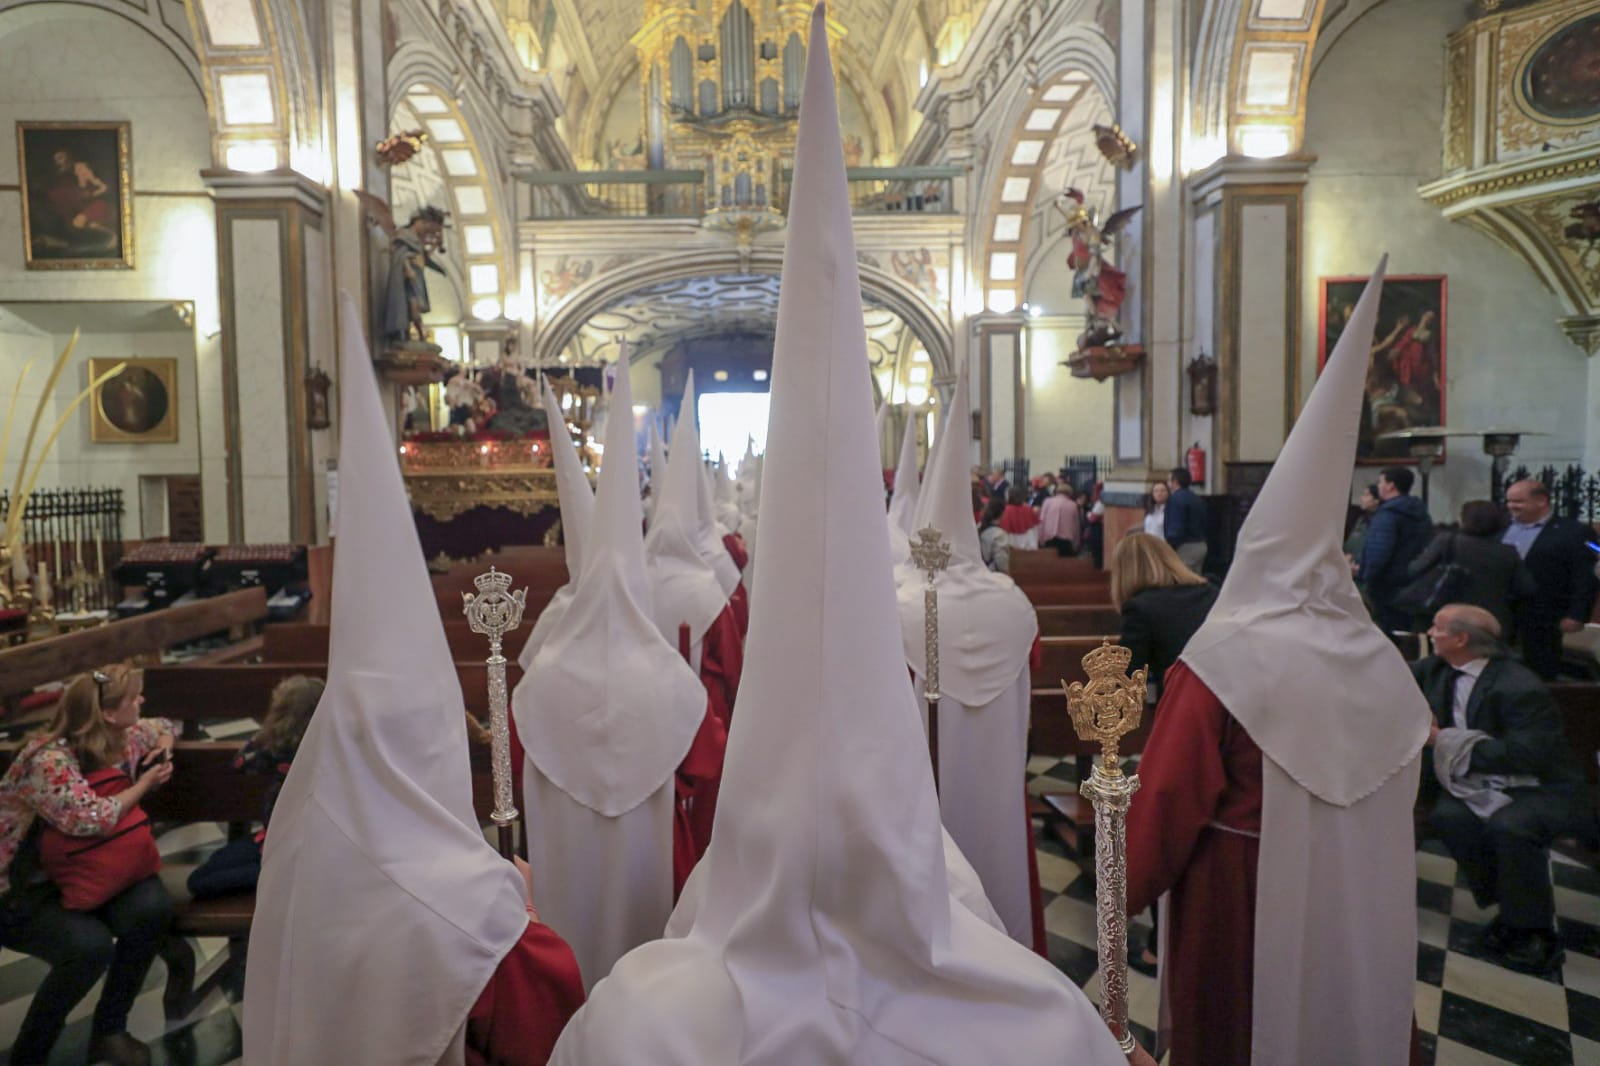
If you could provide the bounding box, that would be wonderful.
[1062,638,1148,770]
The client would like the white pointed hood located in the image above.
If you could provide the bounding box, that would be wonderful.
[1179,260,1427,1066]
[645,419,667,526]
[896,366,1036,706]
[517,373,596,669]
[713,453,742,533]
[245,293,528,1066]
[685,378,742,591]
[514,356,706,817]
[643,370,732,643]
[886,410,921,564]
[1181,259,1430,807]
[874,400,888,466]
[549,11,1121,1063]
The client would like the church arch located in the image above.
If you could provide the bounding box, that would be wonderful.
[1191,0,1331,163]
[387,56,518,322]
[533,249,954,379]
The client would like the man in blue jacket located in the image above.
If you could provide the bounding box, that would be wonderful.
[1359,465,1433,633]
[1163,467,1208,572]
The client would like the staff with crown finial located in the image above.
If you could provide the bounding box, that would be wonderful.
[463,566,527,858]
[1063,638,1148,1054]
[909,526,952,793]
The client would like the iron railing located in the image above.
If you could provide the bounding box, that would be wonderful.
[1499,463,1600,524]
[0,487,125,611]
[520,165,962,219]
[519,169,707,219]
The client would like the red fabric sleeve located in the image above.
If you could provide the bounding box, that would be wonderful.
[721,532,749,571]
[698,605,744,728]
[466,915,587,1066]
[1029,635,1042,672]
[1124,661,1232,918]
[674,700,727,897]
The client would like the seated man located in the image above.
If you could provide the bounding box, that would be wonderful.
[1418,603,1592,973]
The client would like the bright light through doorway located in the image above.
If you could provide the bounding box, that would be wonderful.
[698,391,770,461]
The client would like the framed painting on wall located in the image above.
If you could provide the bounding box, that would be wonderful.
[1317,274,1446,464]
[16,121,134,270]
[89,358,177,444]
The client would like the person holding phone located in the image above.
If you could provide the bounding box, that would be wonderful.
[0,664,176,1066]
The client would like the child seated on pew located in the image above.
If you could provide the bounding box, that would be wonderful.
[187,676,324,900]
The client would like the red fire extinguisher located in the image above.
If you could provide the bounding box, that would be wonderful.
[1186,441,1207,488]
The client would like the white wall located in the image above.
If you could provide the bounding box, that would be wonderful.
[1024,247,1115,471]
[0,328,58,494]
[0,6,220,538]
[1302,0,1586,516]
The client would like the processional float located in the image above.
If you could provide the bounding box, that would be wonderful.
[1063,639,1148,1055]
[463,566,526,859]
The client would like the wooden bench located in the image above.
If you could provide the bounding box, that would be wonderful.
[262,620,537,665]
[0,736,511,1019]
[0,588,271,717]
[141,662,522,738]
[1035,605,1120,639]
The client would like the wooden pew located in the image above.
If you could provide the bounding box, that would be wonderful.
[0,735,515,1019]
[1019,583,1113,607]
[142,662,523,738]
[0,588,270,706]
[262,620,537,665]
[1035,605,1121,638]
[1555,683,1600,785]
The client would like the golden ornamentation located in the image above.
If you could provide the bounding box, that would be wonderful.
[1444,33,1473,171]
[1494,3,1598,157]
[403,470,560,523]
[400,440,554,472]
[1524,194,1600,300]
[1062,639,1148,770]
[1422,154,1600,207]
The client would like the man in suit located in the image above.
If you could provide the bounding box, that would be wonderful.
[1162,467,1208,572]
[1503,479,1599,679]
[1417,603,1591,974]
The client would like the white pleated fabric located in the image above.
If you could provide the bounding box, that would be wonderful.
[643,370,730,645]
[244,293,528,1066]
[517,375,595,670]
[549,11,1123,1063]
[924,669,1034,945]
[896,366,1036,708]
[1179,260,1428,1065]
[714,455,742,533]
[514,357,706,992]
[886,411,921,565]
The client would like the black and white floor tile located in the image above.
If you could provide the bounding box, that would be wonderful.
[2,747,1593,1063]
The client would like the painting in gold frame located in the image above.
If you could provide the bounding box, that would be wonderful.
[17,121,134,270]
[89,358,177,444]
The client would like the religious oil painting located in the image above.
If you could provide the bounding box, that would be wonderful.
[17,121,134,270]
[1318,275,1446,464]
[89,358,177,444]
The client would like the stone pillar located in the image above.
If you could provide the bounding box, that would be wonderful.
[1188,156,1312,491]
[972,312,1025,473]
[206,171,333,544]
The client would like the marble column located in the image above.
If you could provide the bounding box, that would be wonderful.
[972,312,1026,473]
[205,171,334,544]
[1188,156,1312,491]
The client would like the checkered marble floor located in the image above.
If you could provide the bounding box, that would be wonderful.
[1028,753,1600,1066]
[3,747,1594,1063]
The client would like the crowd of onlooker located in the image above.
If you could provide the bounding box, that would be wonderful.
[1346,468,1599,681]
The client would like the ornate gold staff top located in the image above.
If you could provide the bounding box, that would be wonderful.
[1063,639,1148,1055]
[908,526,951,793]
[462,567,527,859]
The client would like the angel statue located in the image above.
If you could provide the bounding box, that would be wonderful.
[355,191,449,346]
[1056,188,1141,350]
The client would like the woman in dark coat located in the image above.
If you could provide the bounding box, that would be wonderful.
[1406,499,1535,637]
[1111,532,1219,696]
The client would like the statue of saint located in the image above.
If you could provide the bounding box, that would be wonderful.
[355,193,449,346]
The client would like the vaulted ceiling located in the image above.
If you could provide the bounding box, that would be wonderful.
[486,0,959,165]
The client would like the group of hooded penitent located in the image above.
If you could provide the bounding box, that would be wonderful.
[239,6,1426,1064]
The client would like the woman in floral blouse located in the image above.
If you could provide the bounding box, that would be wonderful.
[0,664,175,1066]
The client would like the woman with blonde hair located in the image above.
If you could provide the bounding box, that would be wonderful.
[1112,533,1217,695]
[0,664,175,1065]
